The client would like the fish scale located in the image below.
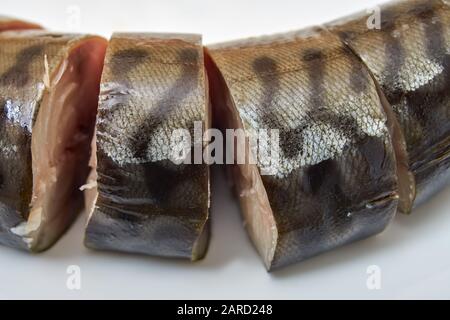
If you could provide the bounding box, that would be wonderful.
[205,0,450,270]
[0,1,449,271]
[0,29,106,251]
[0,16,41,32]
[327,0,450,212]
[206,25,399,270]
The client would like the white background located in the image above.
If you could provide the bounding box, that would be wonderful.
[1,0,449,299]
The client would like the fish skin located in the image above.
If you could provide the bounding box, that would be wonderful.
[0,16,42,32]
[0,30,105,251]
[327,0,450,212]
[85,33,210,260]
[207,27,399,270]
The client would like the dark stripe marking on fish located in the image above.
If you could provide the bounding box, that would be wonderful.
[251,56,303,158]
[380,6,405,101]
[334,32,368,93]
[129,48,202,207]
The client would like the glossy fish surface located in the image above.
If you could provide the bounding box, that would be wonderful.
[0,16,41,32]
[206,27,399,270]
[84,33,210,260]
[0,30,107,251]
[327,0,450,211]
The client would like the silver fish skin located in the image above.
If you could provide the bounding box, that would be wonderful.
[206,26,399,270]
[327,0,450,212]
[84,33,211,261]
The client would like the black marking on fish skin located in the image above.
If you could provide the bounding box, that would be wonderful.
[85,205,197,258]
[179,47,199,63]
[131,48,199,160]
[0,166,3,190]
[380,5,402,30]
[0,97,5,118]
[251,56,306,159]
[252,56,279,114]
[309,108,364,142]
[0,97,2,191]
[110,48,150,77]
[253,51,327,159]
[406,6,447,129]
[150,222,193,253]
[280,107,366,159]
[308,112,365,172]
[388,3,450,152]
[303,159,336,194]
[250,51,368,160]
[107,48,205,211]
[381,8,405,92]
[251,56,303,158]
[142,162,191,207]
[148,159,207,209]
[0,45,44,87]
[279,111,364,161]
[406,54,450,146]
[336,30,354,44]
[0,97,6,191]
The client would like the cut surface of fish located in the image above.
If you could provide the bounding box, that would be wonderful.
[206,26,399,270]
[0,16,42,32]
[327,0,450,212]
[84,33,210,261]
[0,30,107,251]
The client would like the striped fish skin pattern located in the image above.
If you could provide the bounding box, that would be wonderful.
[85,33,210,260]
[0,30,106,251]
[327,0,450,211]
[207,27,399,270]
[0,25,46,250]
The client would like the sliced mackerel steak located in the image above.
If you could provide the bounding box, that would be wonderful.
[85,33,210,260]
[206,27,399,270]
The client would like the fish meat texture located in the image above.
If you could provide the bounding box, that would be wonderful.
[326,0,450,212]
[0,30,107,251]
[0,16,41,32]
[206,27,399,270]
[84,33,210,260]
